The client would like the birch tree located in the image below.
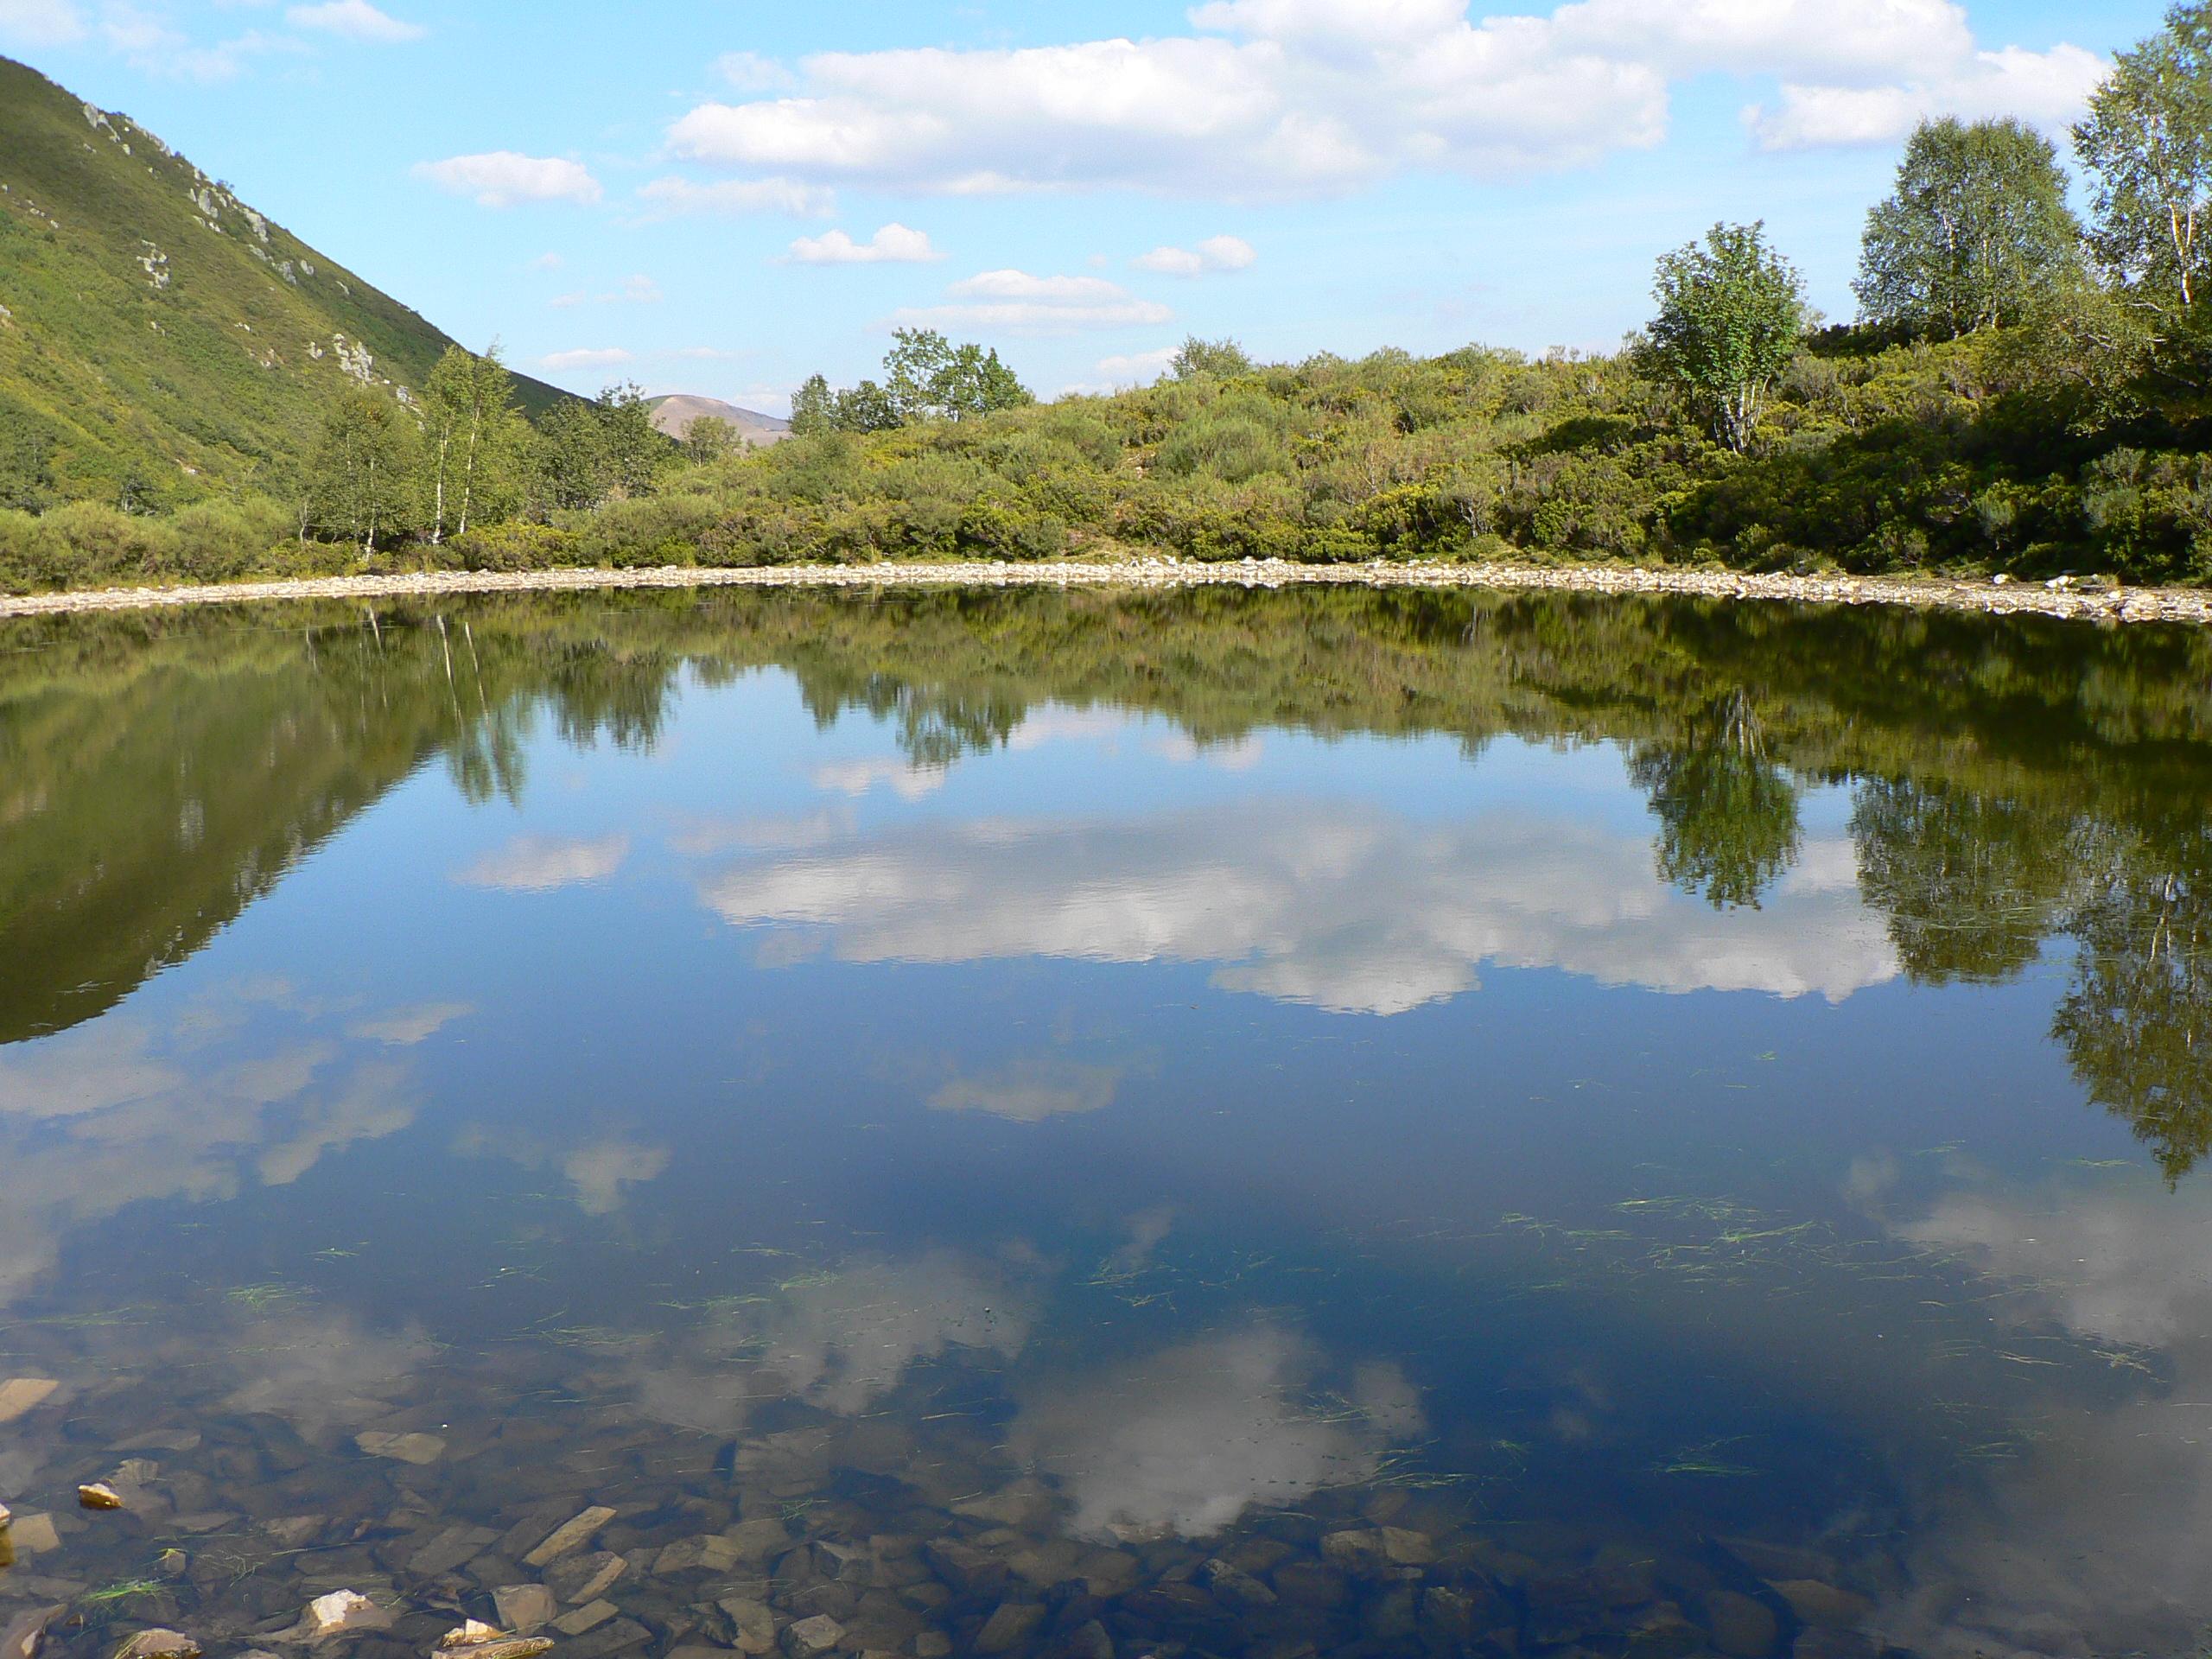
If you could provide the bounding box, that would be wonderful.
[1644,223,1807,453]
[2075,3,2212,313]
[1854,118,2083,339]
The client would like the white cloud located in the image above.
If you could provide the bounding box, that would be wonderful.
[788,223,943,265]
[1088,346,1182,390]
[537,346,633,372]
[549,292,585,309]
[1134,234,1257,277]
[0,0,84,46]
[1749,43,2107,149]
[454,832,630,888]
[696,796,1898,1016]
[586,274,662,304]
[893,269,1173,335]
[634,175,836,219]
[415,151,602,209]
[716,49,791,92]
[664,0,2101,198]
[99,11,298,82]
[284,0,424,45]
[529,251,564,271]
[1012,1325,1425,1541]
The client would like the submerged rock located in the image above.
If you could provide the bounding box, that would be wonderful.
[779,1616,842,1658]
[493,1587,556,1636]
[0,1501,12,1567]
[1705,1590,1781,1659]
[274,1590,397,1642]
[973,1604,1045,1656]
[434,1621,552,1659]
[524,1509,618,1569]
[714,1598,777,1656]
[354,1433,447,1466]
[1,1606,62,1659]
[115,1633,201,1659]
[0,1379,59,1425]
[79,1484,125,1511]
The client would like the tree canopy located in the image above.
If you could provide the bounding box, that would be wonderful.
[1854,118,2082,340]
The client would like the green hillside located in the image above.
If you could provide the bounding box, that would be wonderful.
[0,54,568,512]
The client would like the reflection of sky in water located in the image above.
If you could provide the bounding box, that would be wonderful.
[0,658,2205,1656]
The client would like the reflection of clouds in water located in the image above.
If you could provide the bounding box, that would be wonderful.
[347,1001,474,1046]
[931,1056,1122,1122]
[451,1128,672,1217]
[0,995,431,1304]
[633,1251,1038,1433]
[669,806,855,856]
[1013,1324,1425,1541]
[699,801,1897,1015]
[1876,1175,2212,1657]
[223,1309,438,1433]
[810,758,946,801]
[565,1139,673,1215]
[455,834,630,891]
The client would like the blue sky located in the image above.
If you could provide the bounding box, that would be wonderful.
[0,0,2165,413]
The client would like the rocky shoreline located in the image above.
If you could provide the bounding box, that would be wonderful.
[3,557,2209,626]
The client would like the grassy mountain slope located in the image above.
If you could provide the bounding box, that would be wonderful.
[0,54,568,512]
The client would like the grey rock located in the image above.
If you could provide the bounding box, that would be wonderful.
[779,1616,842,1657]
[715,1599,778,1656]
[524,1507,618,1568]
[1707,1590,1781,1659]
[974,1604,1046,1656]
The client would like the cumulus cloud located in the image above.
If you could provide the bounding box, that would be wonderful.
[415,151,601,208]
[893,270,1173,335]
[1133,234,1257,277]
[696,797,1898,1017]
[455,833,630,889]
[788,223,943,265]
[664,0,2098,196]
[1013,1324,1425,1540]
[1089,346,1183,390]
[284,0,424,44]
[931,1056,1122,1122]
[634,175,835,219]
[1748,44,2107,149]
[0,0,85,46]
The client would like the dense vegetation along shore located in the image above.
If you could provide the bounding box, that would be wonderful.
[4,556,2210,626]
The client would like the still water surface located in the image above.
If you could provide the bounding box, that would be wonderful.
[2,588,2210,1659]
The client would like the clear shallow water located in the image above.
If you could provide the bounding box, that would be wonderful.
[1,588,2209,1659]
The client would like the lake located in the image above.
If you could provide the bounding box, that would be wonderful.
[3,586,2209,1659]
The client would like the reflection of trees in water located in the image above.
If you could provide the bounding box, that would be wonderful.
[2052,824,2212,1184]
[1629,690,1802,910]
[8,586,2212,1176]
[1849,779,2070,984]
[1850,783,2212,1179]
